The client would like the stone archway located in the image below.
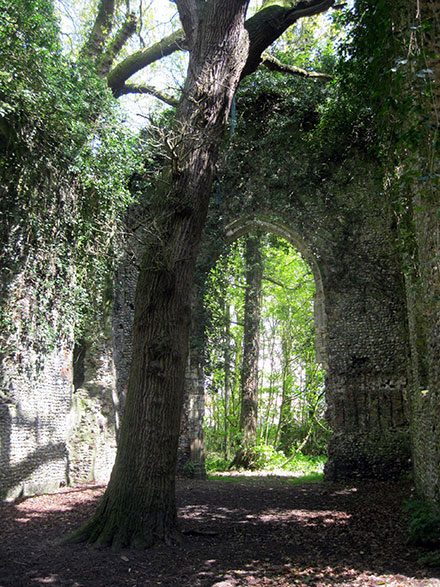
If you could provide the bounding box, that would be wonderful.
[224,216,328,369]
[185,188,411,480]
[182,215,329,477]
[83,98,413,484]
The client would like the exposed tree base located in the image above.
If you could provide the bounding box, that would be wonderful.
[229,447,259,470]
[62,498,182,550]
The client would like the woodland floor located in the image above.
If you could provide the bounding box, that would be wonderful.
[1,475,440,587]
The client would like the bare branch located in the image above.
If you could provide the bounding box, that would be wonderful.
[97,12,137,77]
[260,53,333,81]
[115,83,180,106]
[242,0,336,77]
[106,29,187,95]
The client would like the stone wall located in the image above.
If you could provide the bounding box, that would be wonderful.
[393,0,440,510]
[67,316,118,485]
[212,132,412,479]
[177,352,206,478]
[407,189,440,506]
[0,81,424,499]
[0,342,73,500]
[0,273,118,499]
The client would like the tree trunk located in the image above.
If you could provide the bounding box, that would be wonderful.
[276,332,293,450]
[224,302,232,461]
[65,0,250,549]
[233,232,263,468]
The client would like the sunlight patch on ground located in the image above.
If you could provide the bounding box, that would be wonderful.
[11,484,105,523]
[197,563,440,587]
[180,504,239,521]
[213,468,318,477]
[257,508,351,526]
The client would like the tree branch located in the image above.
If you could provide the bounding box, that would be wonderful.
[263,273,311,290]
[81,0,116,62]
[260,53,333,81]
[106,29,187,95]
[104,0,335,98]
[97,12,137,77]
[116,83,180,106]
[242,0,336,77]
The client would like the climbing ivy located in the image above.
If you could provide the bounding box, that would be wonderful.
[0,0,142,352]
[321,0,438,246]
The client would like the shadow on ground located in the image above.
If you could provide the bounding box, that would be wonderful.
[0,477,439,586]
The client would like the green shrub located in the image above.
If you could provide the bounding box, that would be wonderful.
[205,454,229,472]
[282,452,327,474]
[250,443,286,470]
[403,498,440,547]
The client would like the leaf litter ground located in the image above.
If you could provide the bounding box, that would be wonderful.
[1,477,439,586]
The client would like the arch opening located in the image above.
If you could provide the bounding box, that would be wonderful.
[202,219,329,472]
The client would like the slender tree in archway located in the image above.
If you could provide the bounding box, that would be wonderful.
[66,0,337,549]
[232,232,263,468]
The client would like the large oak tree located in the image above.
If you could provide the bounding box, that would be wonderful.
[68,0,336,548]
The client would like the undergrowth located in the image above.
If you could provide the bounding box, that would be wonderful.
[206,446,326,476]
[403,497,440,567]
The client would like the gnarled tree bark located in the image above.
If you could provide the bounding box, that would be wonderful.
[66,0,336,549]
[66,0,250,548]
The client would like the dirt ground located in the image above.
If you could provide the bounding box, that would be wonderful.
[1,476,439,586]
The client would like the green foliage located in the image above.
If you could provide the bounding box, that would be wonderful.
[322,0,439,271]
[282,452,326,475]
[0,0,142,351]
[404,498,440,547]
[245,442,287,470]
[204,234,327,464]
[270,8,343,74]
[206,448,326,475]
[206,454,230,473]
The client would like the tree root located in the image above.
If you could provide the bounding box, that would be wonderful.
[61,501,182,550]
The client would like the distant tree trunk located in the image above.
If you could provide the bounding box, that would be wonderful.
[276,332,293,451]
[224,302,232,461]
[263,334,276,445]
[233,232,263,468]
[65,1,250,549]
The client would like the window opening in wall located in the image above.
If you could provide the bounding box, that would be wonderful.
[203,232,329,476]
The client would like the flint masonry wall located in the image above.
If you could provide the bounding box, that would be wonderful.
[212,124,412,479]
[0,319,118,500]
[0,97,418,498]
[0,339,73,500]
[68,314,118,485]
[0,260,118,499]
[403,0,440,510]
[407,187,440,506]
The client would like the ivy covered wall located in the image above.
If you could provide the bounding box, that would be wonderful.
[201,72,412,479]
[1,0,439,507]
[0,0,139,499]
